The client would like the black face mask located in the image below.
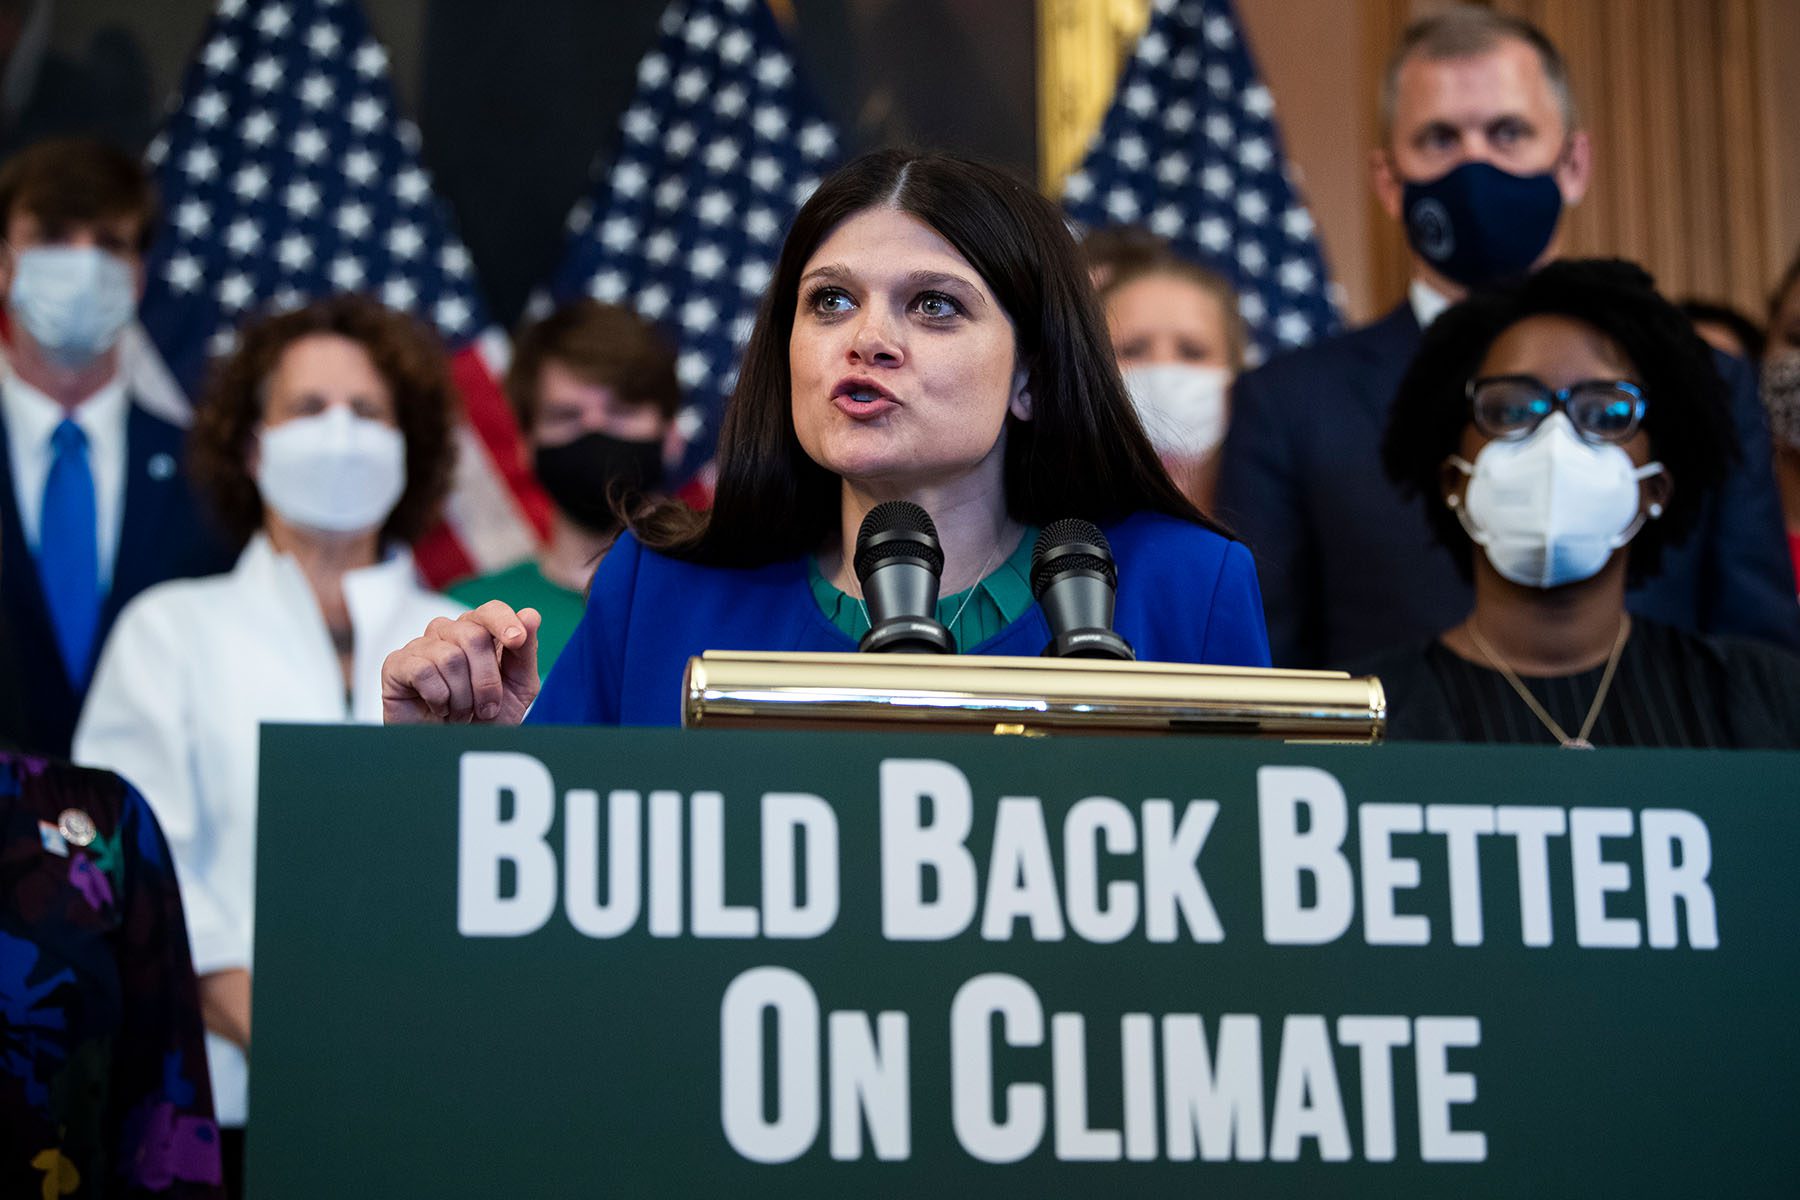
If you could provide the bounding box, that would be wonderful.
[533,431,664,533]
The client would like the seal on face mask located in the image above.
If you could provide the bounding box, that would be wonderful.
[1402,160,1563,289]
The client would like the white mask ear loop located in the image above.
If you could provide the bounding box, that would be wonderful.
[1612,461,1667,547]
[1443,455,1490,545]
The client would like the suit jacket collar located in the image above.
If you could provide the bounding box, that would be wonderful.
[0,406,69,697]
[0,409,45,623]
[106,402,189,626]
[1353,301,1423,363]
[1344,302,1424,425]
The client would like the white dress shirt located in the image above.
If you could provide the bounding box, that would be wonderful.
[1,368,129,587]
[1408,277,1454,332]
[72,533,460,1126]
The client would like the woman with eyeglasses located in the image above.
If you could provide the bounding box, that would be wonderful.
[1362,258,1800,747]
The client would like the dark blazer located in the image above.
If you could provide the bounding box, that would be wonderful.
[0,401,233,756]
[1217,302,1800,669]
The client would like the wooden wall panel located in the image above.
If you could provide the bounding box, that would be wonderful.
[1362,0,1418,315]
[1717,0,1767,306]
[1640,0,1684,285]
[1758,0,1800,289]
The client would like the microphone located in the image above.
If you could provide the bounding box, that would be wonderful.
[1031,519,1135,660]
[853,501,955,654]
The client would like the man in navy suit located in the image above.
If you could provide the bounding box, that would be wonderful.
[1218,8,1800,669]
[0,138,228,755]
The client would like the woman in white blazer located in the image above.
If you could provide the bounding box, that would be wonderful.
[73,296,463,1168]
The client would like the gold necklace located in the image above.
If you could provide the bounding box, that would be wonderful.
[1465,615,1631,750]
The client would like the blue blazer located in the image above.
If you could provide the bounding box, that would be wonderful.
[528,511,1272,727]
[0,402,233,756]
[1217,303,1800,668]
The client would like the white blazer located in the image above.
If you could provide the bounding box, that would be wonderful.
[73,533,460,1125]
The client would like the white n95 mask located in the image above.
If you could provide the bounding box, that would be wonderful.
[8,245,137,367]
[1122,364,1231,458]
[1447,412,1663,589]
[255,406,407,534]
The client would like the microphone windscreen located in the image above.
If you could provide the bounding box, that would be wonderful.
[1031,518,1117,597]
[854,500,945,580]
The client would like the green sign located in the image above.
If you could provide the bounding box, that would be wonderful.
[250,727,1798,1197]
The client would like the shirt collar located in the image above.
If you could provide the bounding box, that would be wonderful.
[1,365,128,455]
[1408,278,1454,331]
[239,531,425,629]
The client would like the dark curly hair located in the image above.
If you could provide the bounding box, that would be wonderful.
[1381,258,1737,586]
[188,295,458,550]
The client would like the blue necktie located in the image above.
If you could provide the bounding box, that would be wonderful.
[39,419,100,685]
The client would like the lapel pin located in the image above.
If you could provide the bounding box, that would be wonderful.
[57,808,98,848]
[148,452,177,481]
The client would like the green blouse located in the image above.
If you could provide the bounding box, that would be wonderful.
[808,526,1039,652]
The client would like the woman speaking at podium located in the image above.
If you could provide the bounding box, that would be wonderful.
[382,150,1272,727]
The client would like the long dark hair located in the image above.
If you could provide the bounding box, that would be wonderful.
[634,148,1212,564]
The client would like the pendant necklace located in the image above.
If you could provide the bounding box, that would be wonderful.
[1466,615,1630,750]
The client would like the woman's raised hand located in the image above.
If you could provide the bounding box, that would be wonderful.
[382,601,542,725]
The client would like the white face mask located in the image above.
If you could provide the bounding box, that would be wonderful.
[8,244,137,368]
[1447,412,1664,589]
[255,406,407,535]
[1122,363,1231,458]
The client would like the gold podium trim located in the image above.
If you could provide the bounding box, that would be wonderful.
[682,651,1385,742]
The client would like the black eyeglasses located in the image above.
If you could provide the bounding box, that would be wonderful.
[1466,376,1647,445]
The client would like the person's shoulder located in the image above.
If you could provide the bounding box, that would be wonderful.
[1106,510,1235,556]
[597,531,799,589]
[1343,637,1456,741]
[445,560,537,606]
[1674,620,1800,678]
[113,565,238,627]
[1345,637,1438,684]
[1235,306,1416,394]
[1636,618,1800,747]
[1105,511,1249,585]
[0,750,130,826]
[123,397,189,448]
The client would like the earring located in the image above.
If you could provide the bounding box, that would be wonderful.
[1647,501,1664,519]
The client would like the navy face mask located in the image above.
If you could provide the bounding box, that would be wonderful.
[1401,159,1563,289]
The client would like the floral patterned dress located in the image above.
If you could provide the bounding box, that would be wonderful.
[1,751,223,1198]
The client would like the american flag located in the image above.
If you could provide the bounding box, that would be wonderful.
[138,0,549,585]
[539,0,840,479]
[1062,0,1340,363]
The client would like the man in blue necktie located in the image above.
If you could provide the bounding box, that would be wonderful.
[0,138,229,755]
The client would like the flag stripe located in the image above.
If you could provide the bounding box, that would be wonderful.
[448,340,552,539]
